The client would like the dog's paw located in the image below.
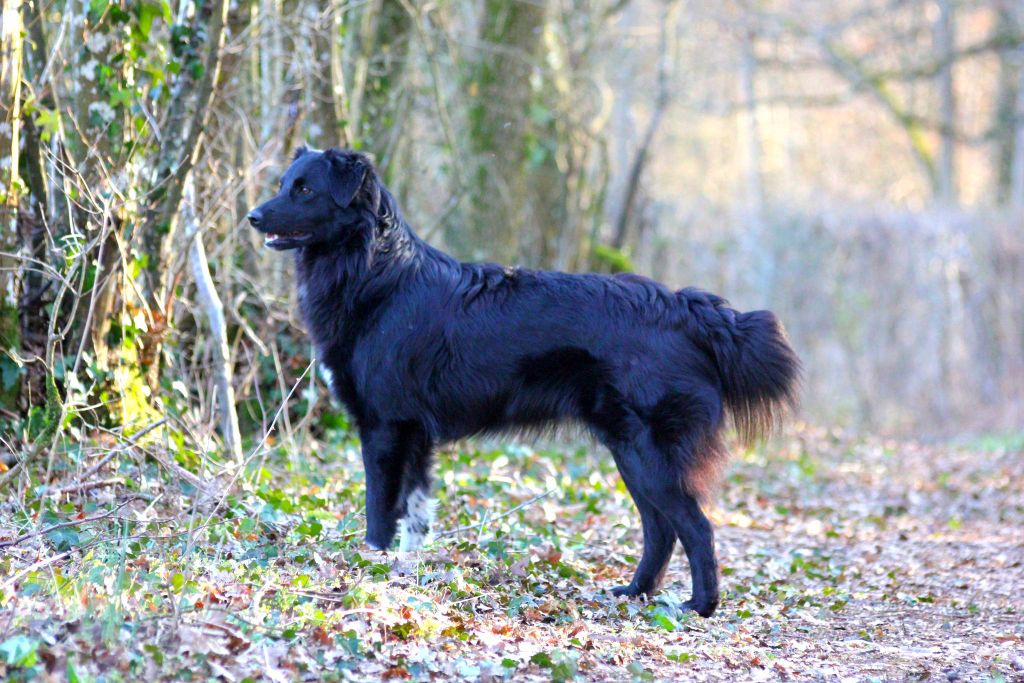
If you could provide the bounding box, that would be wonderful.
[678,598,718,618]
[364,533,393,553]
[398,530,431,552]
[609,583,649,598]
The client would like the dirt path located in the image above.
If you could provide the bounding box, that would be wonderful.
[649,431,1024,681]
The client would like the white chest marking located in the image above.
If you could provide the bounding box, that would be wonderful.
[318,364,334,389]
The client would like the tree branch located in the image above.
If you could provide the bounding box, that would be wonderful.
[140,0,231,320]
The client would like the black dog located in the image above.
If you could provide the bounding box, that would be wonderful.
[248,147,799,617]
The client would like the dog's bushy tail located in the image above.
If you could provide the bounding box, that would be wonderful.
[681,289,801,447]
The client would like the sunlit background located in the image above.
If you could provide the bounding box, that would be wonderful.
[1,0,1022,453]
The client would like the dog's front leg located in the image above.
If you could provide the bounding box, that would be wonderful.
[398,487,435,551]
[360,426,406,551]
[396,425,434,551]
[360,421,435,551]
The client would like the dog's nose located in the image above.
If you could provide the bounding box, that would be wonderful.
[247,210,262,227]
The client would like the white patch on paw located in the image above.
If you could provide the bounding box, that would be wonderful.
[399,488,435,552]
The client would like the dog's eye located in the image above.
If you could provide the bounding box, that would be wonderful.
[298,186,313,195]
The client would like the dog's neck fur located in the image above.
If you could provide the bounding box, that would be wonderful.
[293,187,449,353]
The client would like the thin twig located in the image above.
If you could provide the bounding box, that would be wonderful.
[46,477,124,495]
[66,417,169,486]
[0,497,137,549]
[0,521,212,595]
[436,489,557,538]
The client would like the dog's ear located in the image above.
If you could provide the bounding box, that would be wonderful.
[293,144,313,161]
[324,150,370,208]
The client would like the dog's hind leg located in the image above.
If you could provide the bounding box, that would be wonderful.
[608,446,677,597]
[360,421,433,551]
[608,433,719,616]
[657,484,719,617]
[632,451,719,617]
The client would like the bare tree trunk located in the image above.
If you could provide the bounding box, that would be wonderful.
[992,3,1020,204]
[739,29,764,222]
[361,0,410,159]
[612,0,677,251]
[1012,65,1024,208]
[184,183,242,464]
[17,1,50,338]
[398,0,464,193]
[1010,2,1024,209]
[465,0,549,263]
[259,0,283,142]
[327,0,353,147]
[1,0,23,244]
[0,0,24,408]
[348,0,381,141]
[738,27,771,300]
[87,228,122,368]
[608,4,637,229]
[935,0,957,204]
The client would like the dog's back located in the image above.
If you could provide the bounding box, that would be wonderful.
[336,259,797,455]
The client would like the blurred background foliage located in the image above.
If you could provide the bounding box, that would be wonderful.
[0,0,1022,478]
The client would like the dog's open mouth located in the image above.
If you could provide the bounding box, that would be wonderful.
[263,231,308,248]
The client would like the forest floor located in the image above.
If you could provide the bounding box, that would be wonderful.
[1,424,1022,682]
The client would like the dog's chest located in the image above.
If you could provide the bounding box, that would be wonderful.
[299,300,374,421]
[297,275,347,348]
[318,359,352,404]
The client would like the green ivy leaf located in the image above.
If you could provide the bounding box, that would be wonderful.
[137,2,162,40]
[0,635,39,668]
[46,525,82,551]
[529,651,553,668]
[88,0,109,22]
[296,517,323,539]
[0,355,22,391]
[648,607,680,631]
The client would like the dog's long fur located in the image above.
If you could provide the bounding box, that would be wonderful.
[249,148,800,617]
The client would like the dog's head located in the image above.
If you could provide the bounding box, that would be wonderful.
[247,147,381,251]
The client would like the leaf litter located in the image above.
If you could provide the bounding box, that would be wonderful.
[0,425,1021,681]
